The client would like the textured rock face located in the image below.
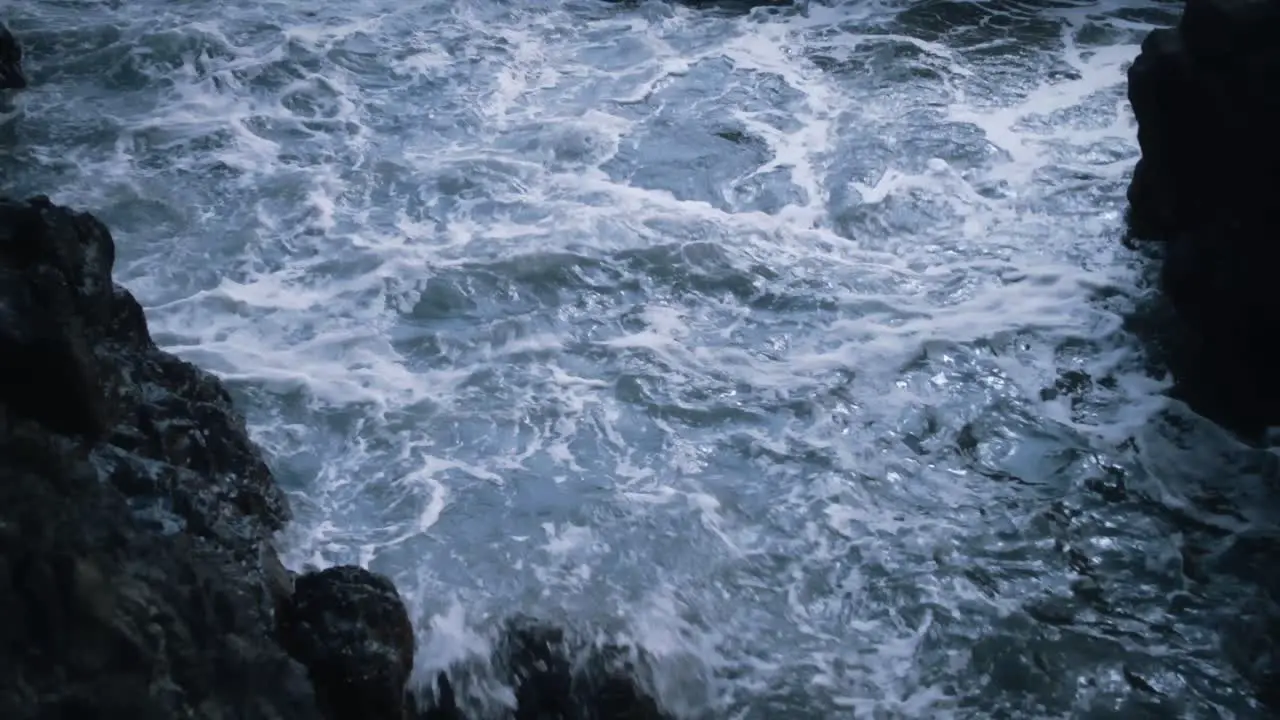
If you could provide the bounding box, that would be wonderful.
[279,566,417,720]
[0,196,425,719]
[0,22,23,89]
[1125,0,1280,431]
[495,617,671,720]
[0,196,319,717]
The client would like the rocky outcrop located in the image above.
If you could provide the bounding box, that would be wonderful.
[492,617,671,720]
[1125,0,1280,433]
[0,195,419,718]
[0,22,24,89]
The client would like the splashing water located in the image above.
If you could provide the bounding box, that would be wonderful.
[5,0,1279,716]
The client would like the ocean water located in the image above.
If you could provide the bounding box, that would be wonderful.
[4,0,1279,716]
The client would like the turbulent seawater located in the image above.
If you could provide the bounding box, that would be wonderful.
[5,0,1280,716]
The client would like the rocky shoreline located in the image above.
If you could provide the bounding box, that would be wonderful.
[0,24,670,720]
[4,0,1279,713]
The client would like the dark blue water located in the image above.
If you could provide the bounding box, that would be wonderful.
[4,0,1278,716]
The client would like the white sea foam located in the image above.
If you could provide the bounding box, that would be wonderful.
[13,0,1262,715]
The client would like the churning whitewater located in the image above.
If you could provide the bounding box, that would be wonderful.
[4,0,1277,716]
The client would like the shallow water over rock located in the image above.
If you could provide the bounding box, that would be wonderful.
[4,0,1279,716]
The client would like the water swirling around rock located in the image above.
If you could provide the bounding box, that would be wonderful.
[4,0,1278,716]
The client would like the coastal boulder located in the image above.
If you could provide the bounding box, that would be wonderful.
[498,616,670,720]
[412,616,673,720]
[0,195,320,716]
[1125,0,1280,432]
[278,565,417,720]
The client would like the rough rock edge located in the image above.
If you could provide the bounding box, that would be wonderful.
[1125,0,1280,435]
[0,193,332,718]
[0,21,25,90]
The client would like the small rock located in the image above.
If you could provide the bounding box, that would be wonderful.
[278,565,416,720]
[497,616,672,720]
[0,23,25,90]
[1025,596,1077,626]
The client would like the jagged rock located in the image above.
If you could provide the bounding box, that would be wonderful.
[0,22,24,90]
[278,565,417,720]
[0,195,417,719]
[1125,0,1280,709]
[1125,0,1280,432]
[0,435,321,719]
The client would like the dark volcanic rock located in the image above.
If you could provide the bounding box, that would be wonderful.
[0,196,317,717]
[0,22,24,90]
[498,617,669,720]
[1125,0,1280,432]
[0,196,421,719]
[279,565,417,720]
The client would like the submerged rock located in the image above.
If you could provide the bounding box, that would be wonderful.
[0,22,23,90]
[413,616,673,720]
[1125,0,1280,432]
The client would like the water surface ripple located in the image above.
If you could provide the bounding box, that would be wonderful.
[5,0,1279,716]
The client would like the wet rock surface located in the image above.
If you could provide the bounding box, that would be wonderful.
[1126,0,1280,709]
[0,22,24,90]
[0,196,319,717]
[279,565,417,720]
[1126,0,1280,433]
[412,616,673,720]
